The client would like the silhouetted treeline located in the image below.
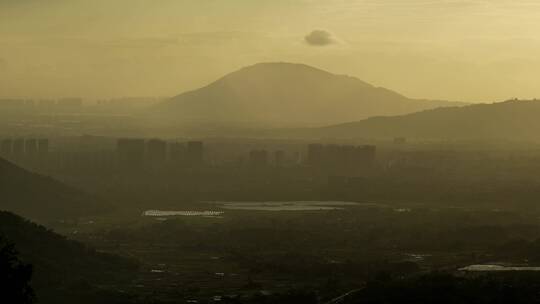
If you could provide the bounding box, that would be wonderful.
[0,236,34,304]
[346,272,540,304]
[0,211,140,304]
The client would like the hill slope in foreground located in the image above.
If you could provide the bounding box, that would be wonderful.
[0,211,139,304]
[0,157,109,222]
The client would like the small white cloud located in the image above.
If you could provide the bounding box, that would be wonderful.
[304,30,337,46]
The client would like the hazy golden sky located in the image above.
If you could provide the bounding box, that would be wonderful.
[1,0,540,102]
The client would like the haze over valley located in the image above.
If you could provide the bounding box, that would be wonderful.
[4,1,540,304]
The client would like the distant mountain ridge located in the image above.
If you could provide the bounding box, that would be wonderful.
[308,99,540,141]
[147,62,465,129]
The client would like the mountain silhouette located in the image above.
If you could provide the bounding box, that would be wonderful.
[148,62,465,128]
[311,99,540,141]
[0,157,109,222]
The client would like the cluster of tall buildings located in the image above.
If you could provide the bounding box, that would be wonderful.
[0,135,377,178]
[307,144,376,176]
[0,98,83,112]
[116,138,204,169]
[247,150,290,167]
[0,138,49,157]
[248,150,269,167]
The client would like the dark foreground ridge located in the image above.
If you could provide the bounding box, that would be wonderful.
[0,211,139,304]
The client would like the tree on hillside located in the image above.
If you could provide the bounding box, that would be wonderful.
[0,235,34,304]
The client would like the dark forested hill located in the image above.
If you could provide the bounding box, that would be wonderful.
[0,211,139,304]
[0,157,110,221]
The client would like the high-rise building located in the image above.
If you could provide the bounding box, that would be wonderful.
[249,150,269,167]
[117,138,146,169]
[25,139,38,155]
[394,137,407,145]
[147,139,167,163]
[57,98,83,112]
[306,143,376,176]
[307,144,324,166]
[170,142,186,164]
[355,145,376,165]
[12,138,24,156]
[24,100,36,109]
[37,139,49,154]
[186,141,204,166]
[0,99,24,110]
[1,139,12,155]
[37,99,56,112]
[324,144,341,169]
[274,150,285,167]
